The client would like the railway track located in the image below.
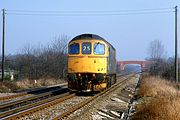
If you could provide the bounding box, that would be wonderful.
[0,87,70,119]
[0,83,67,102]
[52,75,133,120]
[0,74,134,120]
[1,92,75,120]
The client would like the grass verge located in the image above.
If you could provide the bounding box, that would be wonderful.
[0,78,66,93]
[131,75,180,120]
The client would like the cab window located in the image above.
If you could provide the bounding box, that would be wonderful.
[82,42,91,54]
[94,43,105,54]
[69,43,79,54]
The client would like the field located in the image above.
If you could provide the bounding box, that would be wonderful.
[131,75,180,120]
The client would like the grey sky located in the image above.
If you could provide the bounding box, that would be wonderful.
[0,0,179,60]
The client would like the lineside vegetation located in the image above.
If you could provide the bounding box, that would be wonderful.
[0,35,68,92]
[131,75,180,120]
[0,35,68,81]
[146,40,180,81]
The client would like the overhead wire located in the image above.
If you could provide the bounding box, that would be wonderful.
[6,11,173,16]
[5,7,174,16]
[7,7,173,13]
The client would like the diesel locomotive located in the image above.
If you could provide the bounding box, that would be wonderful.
[67,34,116,92]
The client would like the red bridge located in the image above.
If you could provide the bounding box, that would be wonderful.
[117,60,153,70]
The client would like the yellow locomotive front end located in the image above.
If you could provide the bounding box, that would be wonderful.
[68,34,116,92]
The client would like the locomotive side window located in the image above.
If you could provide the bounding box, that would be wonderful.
[82,42,91,54]
[69,43,79,54]
[94,43,105,54]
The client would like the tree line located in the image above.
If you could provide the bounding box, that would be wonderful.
[2,35,68,80]
[147,40,180,81]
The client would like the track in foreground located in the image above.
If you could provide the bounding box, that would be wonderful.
[0,87,70,119]
[0,83,67,102]
[52,74,134,120]
[1,74,133,120]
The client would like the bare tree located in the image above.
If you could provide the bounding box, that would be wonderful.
[147,40,166,77]
[146,40,179,81]
[147,40,165,60]
[49,35,68,78]
[8,35,69,80]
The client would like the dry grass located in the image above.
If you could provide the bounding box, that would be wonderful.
[0,81,20,92]
[131,75,180,120]
[0,78,66,93]
[137,76,177,98]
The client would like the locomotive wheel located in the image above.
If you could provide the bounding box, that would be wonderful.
[78,78,82,93]
[91,81,94,93]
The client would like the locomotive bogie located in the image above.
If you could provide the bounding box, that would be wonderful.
[68,73,108,91]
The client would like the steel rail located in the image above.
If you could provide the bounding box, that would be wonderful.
[0,92,27,101]
[0,88,68,111]
[53,74,134,120]
[0,92,74,119]
[0,83,67,101]
[1,93,76,120]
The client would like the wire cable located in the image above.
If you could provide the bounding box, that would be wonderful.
[6,11,173,16]
[7,7,173,13]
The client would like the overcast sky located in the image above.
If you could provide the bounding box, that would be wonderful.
[0,0,180,60]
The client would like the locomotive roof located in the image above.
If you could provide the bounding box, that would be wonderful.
[70,34,115,50]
